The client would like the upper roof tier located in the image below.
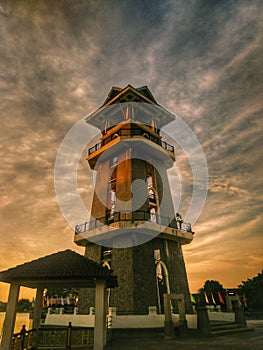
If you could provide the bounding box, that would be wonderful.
[86,85,175,131]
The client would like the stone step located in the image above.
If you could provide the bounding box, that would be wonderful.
[209,326,254,337]
[210,321,236,326]
[210,322,242,331]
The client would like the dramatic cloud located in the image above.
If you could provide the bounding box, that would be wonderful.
[0,0,262,299]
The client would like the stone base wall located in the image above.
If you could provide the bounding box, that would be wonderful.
[78,237,193,315]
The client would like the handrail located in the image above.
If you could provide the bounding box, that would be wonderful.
[12,323,98,349]
[88,127,174,155]
[75,211,193,235]
[12,326,37,350]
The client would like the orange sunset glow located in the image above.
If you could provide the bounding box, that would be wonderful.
[0,1,262,302]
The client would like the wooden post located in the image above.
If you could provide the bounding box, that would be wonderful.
[31,286,44,349]
[32,287,44,330]
[0,283,20,350]
[94,279,107,350]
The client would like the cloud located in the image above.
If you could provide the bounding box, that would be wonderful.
[0,0,262,299]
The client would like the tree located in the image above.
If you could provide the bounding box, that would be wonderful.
[238,271,263,311]
[199,280,226,307]
[17,299,33,313]
[45,288,79,299]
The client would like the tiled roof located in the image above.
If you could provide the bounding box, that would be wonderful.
[102,85,157,105]
[0,249,117,288]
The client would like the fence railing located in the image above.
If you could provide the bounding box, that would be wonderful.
[12,323,95,349]
[88,127,174,155]
[75,211,192,235]
[12,326,36,350]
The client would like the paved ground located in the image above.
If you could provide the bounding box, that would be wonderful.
[105,321,263,350]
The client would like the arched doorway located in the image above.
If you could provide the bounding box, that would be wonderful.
[156,261,170,314]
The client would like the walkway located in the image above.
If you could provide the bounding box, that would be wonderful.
[105,321,263,350]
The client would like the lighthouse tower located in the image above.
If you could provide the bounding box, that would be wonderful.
[75,85,194,314]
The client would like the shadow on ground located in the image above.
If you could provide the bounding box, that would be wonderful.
[106,323,263,350]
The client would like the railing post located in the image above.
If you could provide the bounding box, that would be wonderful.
[66,322,72,349]
[20,325,26,350]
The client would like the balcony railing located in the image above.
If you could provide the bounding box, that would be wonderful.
[88,128,174,155]
[75,211,192,235]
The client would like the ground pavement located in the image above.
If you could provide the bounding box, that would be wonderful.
[105,320,263,350]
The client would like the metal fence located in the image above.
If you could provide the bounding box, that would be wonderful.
[75,211,192,235]
[88,127,174,155]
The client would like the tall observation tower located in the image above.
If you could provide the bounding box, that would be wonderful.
[74,85,194,314]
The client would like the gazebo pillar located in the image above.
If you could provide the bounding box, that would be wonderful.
[33,286,44,329]
[94,279,107,350]
[0,283,20,350]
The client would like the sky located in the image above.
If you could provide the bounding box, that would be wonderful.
[0,0,262,301]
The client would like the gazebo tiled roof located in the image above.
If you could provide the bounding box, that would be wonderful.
[0,249,117,289]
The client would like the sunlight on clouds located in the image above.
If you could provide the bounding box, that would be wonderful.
[0,0,262,300]
[0,196,12,208]
[208,176,250,196]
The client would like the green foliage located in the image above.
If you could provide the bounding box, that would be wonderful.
[199,280,225,294]
[45,288,79,298]
[0,299,33,312]
[238,271,263,310]
[198,280,226,308]
[17,298,33,313]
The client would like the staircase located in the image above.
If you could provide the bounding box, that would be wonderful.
[209,321,254,337]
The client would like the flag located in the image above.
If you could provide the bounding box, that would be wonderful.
[243,294,247,307]
[191,294,196,304]
[204,292,209,304]
[211,292,216,305]
[218,291,225,304]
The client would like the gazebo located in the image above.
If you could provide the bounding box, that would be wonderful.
[0,249,117,350]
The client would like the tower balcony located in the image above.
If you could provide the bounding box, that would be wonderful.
[74,211,194,247]
[87,127,175,169]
